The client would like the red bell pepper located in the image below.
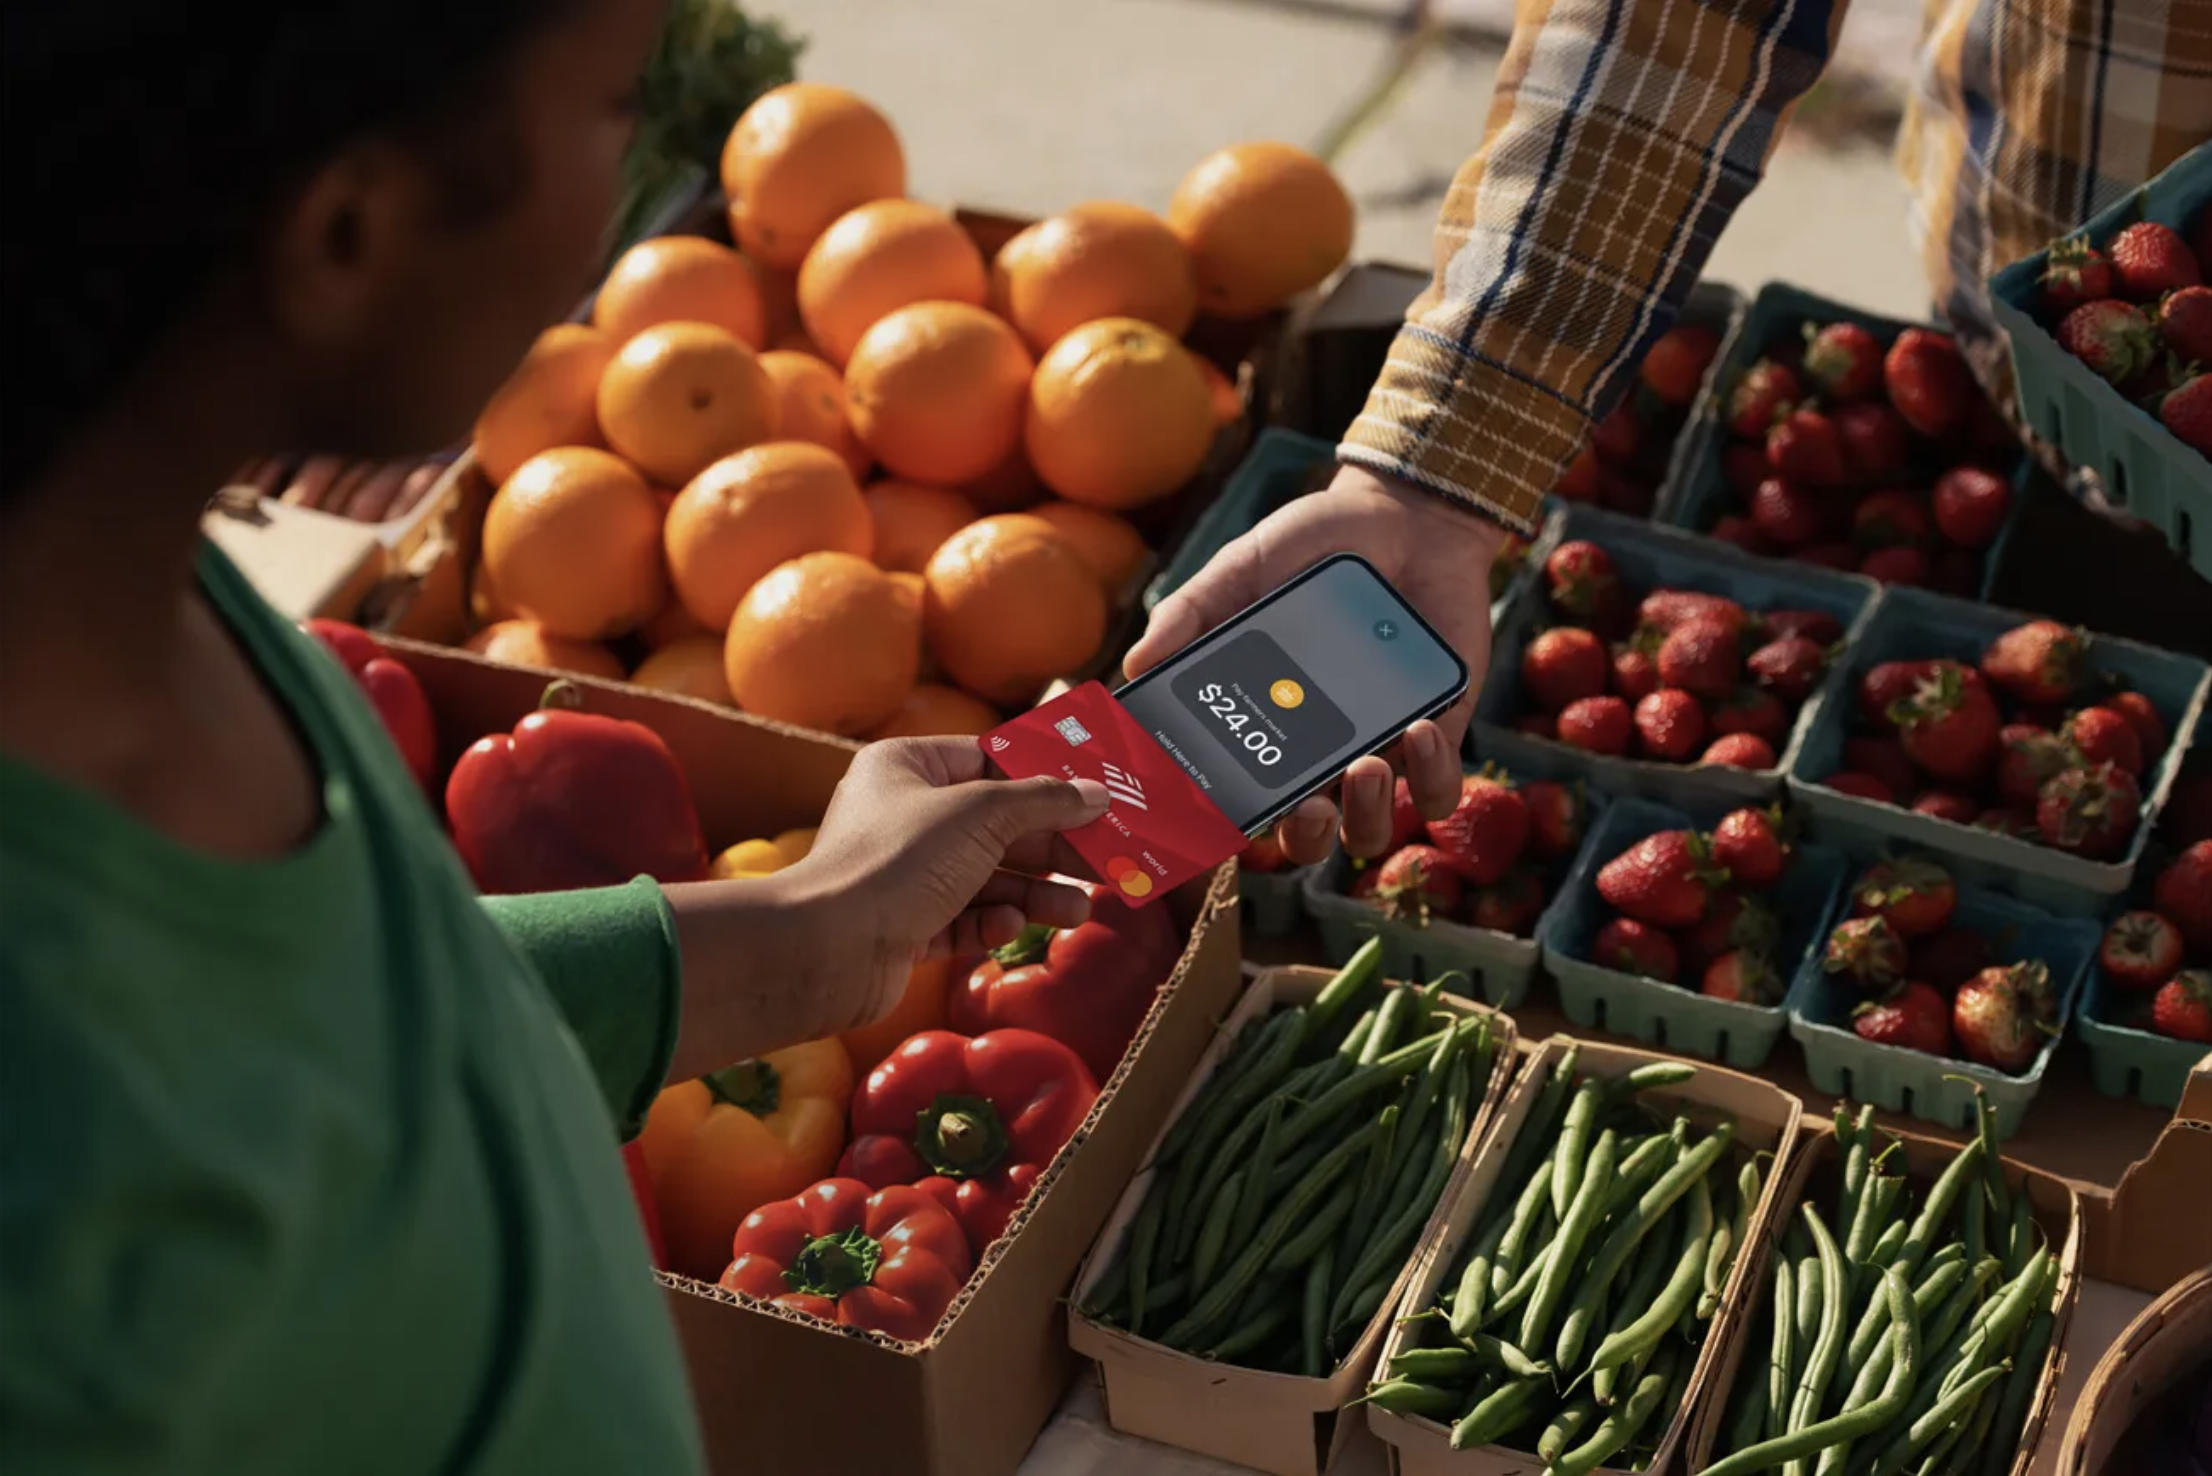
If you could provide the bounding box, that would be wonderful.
[621,1140,668,1270]
[949,885,1182,1082]
[718,1178,971,1341]
[302,619,437,789]
[837,1029,1097,1255]
[444,681,709,895]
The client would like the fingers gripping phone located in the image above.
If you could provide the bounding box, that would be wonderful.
[1114,553,1469,837]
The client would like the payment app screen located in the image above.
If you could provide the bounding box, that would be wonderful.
[1115,555,1465,833]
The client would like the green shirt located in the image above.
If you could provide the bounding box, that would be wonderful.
[0,546,704,1474]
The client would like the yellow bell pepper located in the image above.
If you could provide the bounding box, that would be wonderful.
[708,827,818,880]
[636,1036,855,1281]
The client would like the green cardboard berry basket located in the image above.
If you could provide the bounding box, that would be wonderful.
[2075,966,2208,1111]
[1538,794,1850,1070]
[1785,584,2211,916]
[1475,502,1880,810]
[1656,280,2028,599]
[1782,875,2100,1138]
[1236,861,1308,939]
[1989,142,2212,578]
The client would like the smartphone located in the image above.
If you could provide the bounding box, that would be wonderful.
[1113,553,1468,837]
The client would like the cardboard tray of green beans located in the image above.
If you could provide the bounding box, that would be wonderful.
[1365,1035,1804,1475]
[1685,1101,2082,1476]
[1068,948,1521,1476]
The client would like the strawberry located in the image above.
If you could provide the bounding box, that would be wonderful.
[2152,840,2212,954]
[1597,829,1727,929]
[2040,237,2115,315]
[1761,609,1844,645]
[1795,544,1859,571]
[1516,713,1558,740]
[2108,221,2203,301]
[1347,863,1384,904]
[1912,928,1993,991]
[1723,443,1773,496]
[2106,691,2169,765]
[2100,911,2186,993]
[1859,546,1932,587]
[1558,695,1634,755]
[1747,636,1828,702]
[1891,661,2002,785]
[1712,807,1787,889]
[1634,688,1708,761]
[1997,724,2071,807]
[1240,834,1288,873]
[1884,328,1976,440]
[1930,466,2013,549]
[1752,476,1829,547]
[2056,300,2159,385]
[2037,762,2143,856]
[1612,642,1661,703]
[1982,620,2087,706]
[1544,540,1620,622]
[1585,581,1639,641]
[1388,776,1424,851]
[1912,791,1981,825]
[1591,401,1643,463]
[1642,323,1722,406]
[2065,705,2145,776]
[1712,689,1791,747]
[1728,359,1802,438]
[1681,889,1780,975]
[1657,619,1743,699]
[1842,738,1917,800]
[1824,915,1909,991]
[2159,374,2212,455]
[1861,660,1937,730]
[1522,626,1611,712]
[2156,284,2212,364]
[1593,916,1680,981]
[1639,590,1752,636]
[2151,971,2212,1043]
[1824,772,1896,803]
[1978,807,2040,839]
[1832,401,1913,483]
[1370,844,1464,924]
[1854,981,1955,1055]
[1520,779,1586,860]
[1702,951,1781,1005]
[2195,208,2212,274]
[1464,870,1546,936]
[1768,407,1849,485]
[1852,857,1958,938]
[1954,962,2057,1072]
[1701,733,1777,769]
[1556,445,1602,502]
[1803,321,1886,402]
[1853,489,1934,550]
[1427,770,1531,885]
[1711,514,1770,555]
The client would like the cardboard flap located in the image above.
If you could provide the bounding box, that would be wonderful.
[2083,1113,2212,1291]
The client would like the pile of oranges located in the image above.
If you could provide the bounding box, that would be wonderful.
[463,82,1353,738]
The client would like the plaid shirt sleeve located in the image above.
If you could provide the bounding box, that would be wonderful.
[1341,0,1851,533]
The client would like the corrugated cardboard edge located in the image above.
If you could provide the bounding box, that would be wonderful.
[2079,1050,2212,1290]
[1683,1120,2086,1476]
[2054,1267,2212,1476]
[1065,966,1522,1476]
[1369,1036,1806,1476]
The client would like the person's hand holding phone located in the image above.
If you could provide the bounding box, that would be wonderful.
[1124,463,1507,861]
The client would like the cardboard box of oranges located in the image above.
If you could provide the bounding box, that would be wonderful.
[351,82,1353,745]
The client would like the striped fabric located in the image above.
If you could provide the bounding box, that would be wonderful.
[1343,0,2212,533]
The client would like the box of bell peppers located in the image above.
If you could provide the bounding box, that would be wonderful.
[377,636,1249,1476]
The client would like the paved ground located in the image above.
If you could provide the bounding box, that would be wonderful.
[768,0,1930,319]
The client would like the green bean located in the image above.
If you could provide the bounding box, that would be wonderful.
[1853,1178,1908,1300]
[1191,1168,1242,1288]
[1700,1217,1738,1323]
[1896,1138,1983,1283]
[1333,1271,1394,1344]
[1538,1395,1601,1464]
[1454,1332,1552,1379]
[1862,1364,2011,1476]
[1302,934,1385,1047]
[1848,1253,1969,1372]
[1362,984,1414,1065]
[1838,1104,1877,1240]
[1342,1059,1472,1324]
[1332,1103,1400,1289]
[1707,1268,1918,1476]
[1448,1211,1513,1341]
[1449,1373,1548,1451]
[1589,1173,1712,1376]
[1608,1061,1699,1098]
[1953,1381,2006,1475]
[1973,1306,2056,1476]
[1267,1176,1359,1274]
[1337,1008,1378,1062]
[1491,1156,1555,1299]
[1725,1334,1772,1454]
[1083,1244,1132,1322]
[1963,1176,1988,1268]
[1300,1244,1333,1377]
[1972,1084,2010,1243]
[1281,1023,1459,1145]
[1154,1012,1285,1168]
[2003,1189,2037,1278]
[1552,1078,1605,1222]
[1205,1299,1294,1363]
[1521,1127,1620,1354]
[1553,1343,1678,1476]
[1168,1048,1332,1257]
[1845,1168,1891,1267]
[1606,1131,1680,1214]
[1485,1234,1553,1327]
[1388,1345,1484,1382]
[1767,1254,1797,1443]
[1787,1206,1849,1469]
[1866,1219,1909,1273]
[1126,1188,1166,1334]
[1227,1099,1287,1252]
[1584,1200,1675,1389]
[1488,1047,1580,1203]
[1375,1046,1469,1238]
[1353,1377,1462,1416]
[1795,1251,1824,1355]
[1557,1123,1736,1368]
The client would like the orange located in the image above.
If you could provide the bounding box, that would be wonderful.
[469,561,514,626]
[772,326,829,358]
[723,551,921,735]
[1196,355,1242,425]
[885,570,941,680]
[594,235,767,350]
[870,682,1002,739]
[1167,142,1354,319]
[464,619,625,681]
[664,441,872,631]
[797,200,988,366]
[722,83,906,271]
[597,321,778,489]
[1026,501,1148,593]
[759,350,871,478]
[1025,318,1215,510]
[630,636,735,706]
[472,324,616,487]
[963,444,1044,512]
[845,302,1033,486]
[989,201,1198,353]
[711,838,793,879]
[481,447,666,639]
[638,596,714,650]
[840,958,952,1076]
[924,515,1107,706]
[864,480,978,573]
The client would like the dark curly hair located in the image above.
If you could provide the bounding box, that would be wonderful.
[0,0,585,498]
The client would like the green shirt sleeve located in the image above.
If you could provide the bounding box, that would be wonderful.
[478,877,683,1140]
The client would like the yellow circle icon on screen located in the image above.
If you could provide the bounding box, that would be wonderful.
[1270,679,1305,709]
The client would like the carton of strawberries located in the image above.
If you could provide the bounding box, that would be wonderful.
[2091,841,2212,1046]
[1329,769,1589,939]
[2029,211,2210,459]
[1577,805,1799,1007]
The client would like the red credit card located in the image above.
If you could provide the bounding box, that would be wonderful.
[981,681,1249,906]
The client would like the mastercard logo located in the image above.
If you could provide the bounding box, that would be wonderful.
[1104,855,1154,898]
[1270,679,1305,709]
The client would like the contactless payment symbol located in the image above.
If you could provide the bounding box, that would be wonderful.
[1104,855,1154,898]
